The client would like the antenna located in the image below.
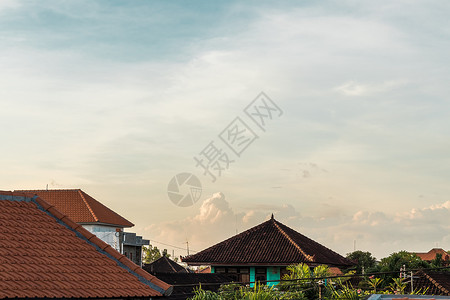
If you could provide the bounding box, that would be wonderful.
[186,241,190,256]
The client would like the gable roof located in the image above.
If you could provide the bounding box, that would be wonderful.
[414,248,450,262]
[144,256,189,274]
[0,191,172,299]
[15,189,134,227]
[182,215,352,267]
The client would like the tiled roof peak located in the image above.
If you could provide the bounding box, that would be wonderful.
[183,216,352,267]
[15,189,134,227]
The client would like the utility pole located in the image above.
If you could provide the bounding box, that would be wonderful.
[186,241,190,256]
[317,280,325,300]
[410,271,414,294]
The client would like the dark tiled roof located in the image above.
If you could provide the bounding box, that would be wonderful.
[154,273,233,300]
[182,216,352,267]
[407,270,450,296]
[0,191,172,299]
[15,189,134,227]
[143,256,189,274]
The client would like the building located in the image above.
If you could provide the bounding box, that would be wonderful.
[0,190,172,299]
[144,256,191,274]
[143,257,232,299]
[16,189,149,266]
[406,270,450,296]
[413,248,450,265]
[182,214,353,286]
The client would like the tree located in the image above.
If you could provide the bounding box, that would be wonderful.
[378,251,429,284]
[142,245,171,263]
[430,253,443,268]
[346,251,377,274]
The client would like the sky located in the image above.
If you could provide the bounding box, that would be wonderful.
[1,0,450,261]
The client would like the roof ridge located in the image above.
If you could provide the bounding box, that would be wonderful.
[30,193,172,296]
[167,256,178,273]
[272,219,314,262]
[78,189,98,222]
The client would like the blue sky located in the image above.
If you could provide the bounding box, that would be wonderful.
[1,0,450,259]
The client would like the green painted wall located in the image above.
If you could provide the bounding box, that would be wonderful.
[250,267,256,287]
[266,266,280,287]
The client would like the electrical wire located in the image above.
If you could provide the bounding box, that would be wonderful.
[149,239,198,253]
[170,265,450,288]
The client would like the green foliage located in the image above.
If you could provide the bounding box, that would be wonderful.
[378,251,429,285]
[431,253,443,268]
[329,283,365,300]
[388,278,406,294]
[367,277,383,293]
[189,283,307,300]
[190,287,223,300]
[278,263,331,300]
[346,251,377,274]
[142,244,171,263]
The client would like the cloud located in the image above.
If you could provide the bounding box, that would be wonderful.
[145,192,450,260]
[335,80,408,96]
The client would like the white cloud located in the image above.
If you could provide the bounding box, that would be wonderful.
[335,80,408,96]
[145,193,450,260]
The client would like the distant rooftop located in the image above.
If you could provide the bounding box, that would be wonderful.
[16,189,134,228]
[182,215,353,267]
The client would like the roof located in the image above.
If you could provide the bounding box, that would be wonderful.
[414,249,450,262]
[406,270,450,296]
[15,189,134,227]
[182,215,352,267]
[0,191,172,299]
[153,273,233,300]
[143,256,189,274]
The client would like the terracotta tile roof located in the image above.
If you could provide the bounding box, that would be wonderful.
[15,189,134,227]
[182,215,352,267]
[0,191,172,299]
[414,249,450,262]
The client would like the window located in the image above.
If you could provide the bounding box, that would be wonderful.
[239,268,250,283]
[255,267,267,283]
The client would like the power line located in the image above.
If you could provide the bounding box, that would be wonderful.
[149,239,198,253]
[170,265,450,288]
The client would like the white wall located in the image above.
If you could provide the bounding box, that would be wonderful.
[83,224,121,252]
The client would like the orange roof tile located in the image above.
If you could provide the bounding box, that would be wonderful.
[15,189,134,227]
[414,248,450,262]
[0,191,172,299]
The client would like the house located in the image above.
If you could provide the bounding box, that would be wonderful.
[413,248,450,265]
[144,256,191,274]
[143,257,232,299]
[181,214,353,286]
[0,190,172,299]
[405,270,450,296]
[16,189,149,266]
